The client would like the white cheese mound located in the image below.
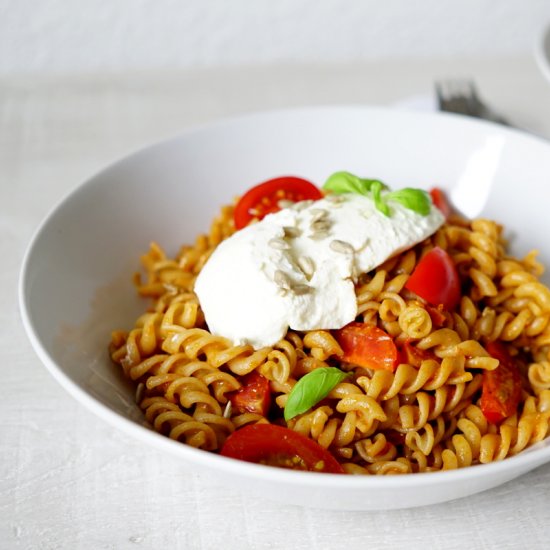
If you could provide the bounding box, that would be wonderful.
[194,193,445,349]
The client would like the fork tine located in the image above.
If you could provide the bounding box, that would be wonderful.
[436,79,473,116]
[435,78,510,125]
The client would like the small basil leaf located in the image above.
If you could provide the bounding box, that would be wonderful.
[323,172,387,197]
[371,180,390,217]
[284,367,350,421]
[386,188,431,216]
[323,171,369,195]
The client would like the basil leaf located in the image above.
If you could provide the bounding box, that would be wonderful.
[386,188,431,216]
[322,172,429,218]
[284,367,350,421]
[371,180,390,217]
[323,172,387,197]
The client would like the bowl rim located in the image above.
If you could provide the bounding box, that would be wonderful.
[18,104,550,489]
[534,22,550,84]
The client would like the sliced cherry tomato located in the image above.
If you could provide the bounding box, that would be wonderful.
[220,424,345,473]
[425,304,447,328]
[233,176,323,229]
[333,322,398,372]
[398,340,436,367]
[405,247,461,310]
[480,341,522,424]
[430,187,452,219]
[228,371,271,416]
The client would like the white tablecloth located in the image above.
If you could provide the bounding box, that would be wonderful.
[3,56,550,549]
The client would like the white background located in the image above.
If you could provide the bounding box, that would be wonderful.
[2,0,550,75]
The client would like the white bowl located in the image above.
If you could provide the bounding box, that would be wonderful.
[19,106,550,510]
[534,22,550,84]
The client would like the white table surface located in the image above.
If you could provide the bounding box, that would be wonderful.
[3,56,550,550]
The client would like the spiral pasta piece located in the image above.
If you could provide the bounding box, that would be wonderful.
[140,396,219,450]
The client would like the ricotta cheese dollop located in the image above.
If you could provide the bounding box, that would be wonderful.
[194,193,445,349]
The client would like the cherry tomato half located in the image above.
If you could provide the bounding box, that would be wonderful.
[333,322,398,372]
[405,247,461,310]
[220,424,345,473]
[228,371,271,416]
[430,187,452,219]
[425,303,447,328]
[233,176,323,229]
[398,340,436,368]
[480,341,522,424]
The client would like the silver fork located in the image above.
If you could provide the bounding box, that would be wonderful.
[435,79,510,125]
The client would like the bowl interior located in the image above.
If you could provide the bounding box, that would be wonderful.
[19,106,550,508]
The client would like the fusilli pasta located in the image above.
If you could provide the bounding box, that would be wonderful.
[109,200,550,473]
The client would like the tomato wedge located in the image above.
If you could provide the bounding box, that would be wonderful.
[425,304,447,327]
[220,424,345,473]
[405,247,461,310]
[228,371,271,416]
[233,176,323,229]
[333,322,398,372]
[480,341,522,424]
[398,340,436,367]
[430,187,452,219]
